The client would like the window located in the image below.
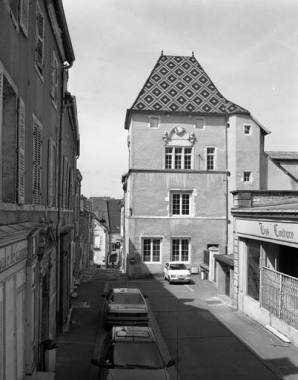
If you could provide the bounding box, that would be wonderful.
[165,147,192,169]
[171,239,190,262]
[206,147,215,170]
[243,171,251,182]
[20,0,29,37]
[35,2,45,78]
[194,118,204,130]
[18,98,26,204]
[148,116,159,129]
[0,69,23,204]
[10,0,19,26]
[243,124,251,135]
[143,239,161,262]
[50,51,59,108]
[171,193,190,215]
[32,115,43,205]
[247,239,260,301]
[48,138,57,207]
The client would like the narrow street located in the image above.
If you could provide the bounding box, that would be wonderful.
[55,268,298,380]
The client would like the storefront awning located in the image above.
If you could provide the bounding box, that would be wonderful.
[215,254,234,267]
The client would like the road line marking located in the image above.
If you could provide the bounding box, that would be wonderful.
[184,284,195,291]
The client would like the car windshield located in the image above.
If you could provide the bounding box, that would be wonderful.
[169,263,187,270]
[110,293,145,305]
[106,342,164,369]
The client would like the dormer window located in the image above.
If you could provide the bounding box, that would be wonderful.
[148,116,159,129]
[194,118,204,130]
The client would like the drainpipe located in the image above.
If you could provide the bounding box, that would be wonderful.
[56,62,73,332]
[225,114,229,255]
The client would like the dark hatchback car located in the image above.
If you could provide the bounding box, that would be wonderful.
[91,326,175,380]
[102,288,149,327]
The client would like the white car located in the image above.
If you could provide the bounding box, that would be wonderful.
[102,288,149,327]
[164,262,191,284]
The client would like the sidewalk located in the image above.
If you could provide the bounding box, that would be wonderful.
[54,268,298,380]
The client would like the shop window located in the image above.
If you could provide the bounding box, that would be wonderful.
[247,240,260,301]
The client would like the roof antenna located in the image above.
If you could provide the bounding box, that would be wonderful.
[161,50,163,56]
[192,51,194,57]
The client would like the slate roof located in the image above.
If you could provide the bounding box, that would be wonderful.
[266,151,298,160]
[130,53,249,115]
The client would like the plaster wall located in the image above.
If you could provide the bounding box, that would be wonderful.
[129,113,227,171]
[127,217,226,278]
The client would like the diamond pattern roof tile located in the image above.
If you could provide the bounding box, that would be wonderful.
[130,54,249,115]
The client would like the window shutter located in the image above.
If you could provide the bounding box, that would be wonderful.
[48,139,55,207]
[18,98,25,205]
[51,52,59,105]
[62,156,68,208]
[0,69,3,129]
[35,3,45,73]
[20,0,29,37]
[33,117,42,205]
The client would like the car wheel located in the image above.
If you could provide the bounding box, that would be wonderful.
[169,278,172,285]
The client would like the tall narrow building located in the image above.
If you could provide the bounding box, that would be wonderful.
[122,52,298,279]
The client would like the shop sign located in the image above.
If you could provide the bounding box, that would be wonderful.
[0,240,28,272]
[236,219,298,244]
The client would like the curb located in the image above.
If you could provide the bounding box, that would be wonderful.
[210,310,289,380]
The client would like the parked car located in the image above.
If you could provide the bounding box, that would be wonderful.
[164,262,191,284]
[91,326,175,380]
[102,288,149,327]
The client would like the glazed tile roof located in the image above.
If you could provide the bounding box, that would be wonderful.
[130,53,249,115]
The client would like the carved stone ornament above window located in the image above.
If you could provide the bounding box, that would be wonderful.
[162,127,197,146]
[174,126,186,136]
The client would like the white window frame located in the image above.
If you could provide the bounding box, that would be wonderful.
[243,171,252,183]
[206,146,216,171]
[142,238,162,263]
[20,0,30,37]
[243,124,252,135]
[171,238,190,263]
[148,116,160,129]
[194,117,205,130]
[170,191,192,216]
[165,146,193,170]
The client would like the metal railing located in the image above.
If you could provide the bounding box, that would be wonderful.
[260,267,298,330]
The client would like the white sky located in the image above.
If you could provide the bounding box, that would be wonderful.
[62,0,298,199]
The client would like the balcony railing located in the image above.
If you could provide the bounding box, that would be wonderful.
[260,267,298,330]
